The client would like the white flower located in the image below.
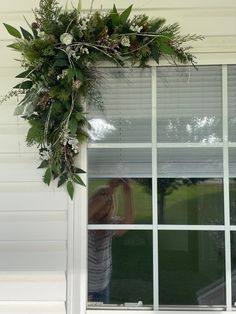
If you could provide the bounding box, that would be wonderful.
[38,31,45,37]
[80,47,89,55]
[57,69,68,81]
[60,33,73,45]
[130,24,143,33]
[40,148,51,161]
[121,36,130,47]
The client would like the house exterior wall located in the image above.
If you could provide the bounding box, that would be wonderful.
[0,0,235,313]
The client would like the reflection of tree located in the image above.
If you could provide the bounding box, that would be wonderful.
[159,117,221,143]
[135,178,206,223]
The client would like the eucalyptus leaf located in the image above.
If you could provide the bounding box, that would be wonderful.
[67,180,74,200]
[3,23,22,38]
[74,167,86,174]
[74,174,86,186]
[14,104,26,116]
[43,167,52,185]
[58,173,68,187]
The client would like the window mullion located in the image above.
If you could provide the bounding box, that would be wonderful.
[152,66,159,310]
[222,64,232,311]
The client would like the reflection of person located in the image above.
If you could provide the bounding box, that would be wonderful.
[88,178,134,304]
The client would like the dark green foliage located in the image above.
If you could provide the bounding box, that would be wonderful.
[3,1,202,198]
[26,119,44,146]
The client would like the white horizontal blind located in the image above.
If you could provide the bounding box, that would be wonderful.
[229,148,236,178]
[88,68,152,143]
[88,148,152,177]
[157,147,223,178]
[89,66,224,179]
[156,66,222,143]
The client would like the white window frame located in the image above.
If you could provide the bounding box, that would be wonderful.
[67,56,236,314]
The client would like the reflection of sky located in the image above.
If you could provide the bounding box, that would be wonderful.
[89,118,116,141]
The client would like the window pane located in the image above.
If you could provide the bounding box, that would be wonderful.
[230,179,236,224]
[159,231,225,307]
[157,66,222,143]
[88,230,153,306]
[229,148,236,178]
[88,68,152,143]
[88,178,152,224]
[158,178,224,224]
[157,148,223,178]
[229,149,236,224]
[228,65,236,142]
[88,148,151,178]
[231,232,236,306]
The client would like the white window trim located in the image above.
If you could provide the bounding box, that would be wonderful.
[67,59,236,314]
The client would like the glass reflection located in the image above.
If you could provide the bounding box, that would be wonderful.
[156,66,222,143]
[228,65,236,142]
[88,230,153,306]
[231,232,236,306]
[89,178,152,224]
[157,178,224,225]
[230,179,236,224]
[159,230,225,306]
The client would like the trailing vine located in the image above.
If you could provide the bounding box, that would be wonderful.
[2,0,202,199]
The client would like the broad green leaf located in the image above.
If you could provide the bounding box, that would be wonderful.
[74,167,86,174]
[112,4,118,14]
[77,0,82,14]
[16,68,34,78]
[73,174,86,186]
[7,43,21,50]
[38,160,49,169]
[43,167,52,185]
[111,5,120,27]
[68,117,78,135]
[58,173,68,187]
[67,180,74,200]
[150,45,160,64]
[20,27,33,40]
[54,58,69,67]
[120,5,133,24]
[14,104,25,116]
[13,81,33,89]
[54,51,68,67]
[3,23,22,38]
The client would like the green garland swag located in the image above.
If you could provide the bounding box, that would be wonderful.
[2,0,203,199]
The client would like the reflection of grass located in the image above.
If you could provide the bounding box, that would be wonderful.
[110,230,153,304]
[164,183,224,224]
[89,179,224,225]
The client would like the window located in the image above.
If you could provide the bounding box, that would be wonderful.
[86,64,236,311]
